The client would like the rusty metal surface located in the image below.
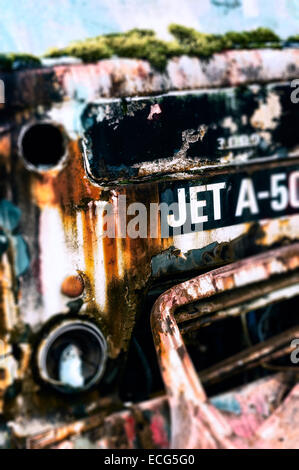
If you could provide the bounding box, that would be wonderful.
[0,45,299,448]
[96,396,171,450]
[210,372,292,440]
[25,372,292,449]
[151,244,299,448]
[93,372,294,449]
[1,49,299,109]
[94,371,295,450]
[10,395,121,449]
[21,395,169,450]
[177,270,299,328]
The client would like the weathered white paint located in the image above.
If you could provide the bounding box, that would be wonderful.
[39,207,71,321]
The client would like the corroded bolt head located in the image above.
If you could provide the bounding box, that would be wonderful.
[61,274,84,298]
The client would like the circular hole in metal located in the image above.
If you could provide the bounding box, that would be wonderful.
[19,122,67,170]
[38,320,107,394]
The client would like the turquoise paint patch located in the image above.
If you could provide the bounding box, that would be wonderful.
[0,200,30,276]
[211,394,242,415]
[11,235,30,277]
[0,200,21,232]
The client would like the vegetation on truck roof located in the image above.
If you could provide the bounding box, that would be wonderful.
[45,25,284,70]
[44,26,286,70]
[287,34,299,42]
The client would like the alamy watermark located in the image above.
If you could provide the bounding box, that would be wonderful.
[291,79,299,104]
[93,184,225,239]
[290,339,299,364]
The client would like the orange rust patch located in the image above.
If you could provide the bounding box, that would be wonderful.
[61,274,84,298]
[30,140,101,210]
[81,207,96,289]
[0,134,11,157]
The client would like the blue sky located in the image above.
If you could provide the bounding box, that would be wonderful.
[0,0,298,55]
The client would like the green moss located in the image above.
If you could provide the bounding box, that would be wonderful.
[46,28,181,69]
[47,38,112,62]
[287,34,299,42]
[0,53,41,71]
[44,25,283,71]
[169,25,280,54]
[224,27,280,48]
